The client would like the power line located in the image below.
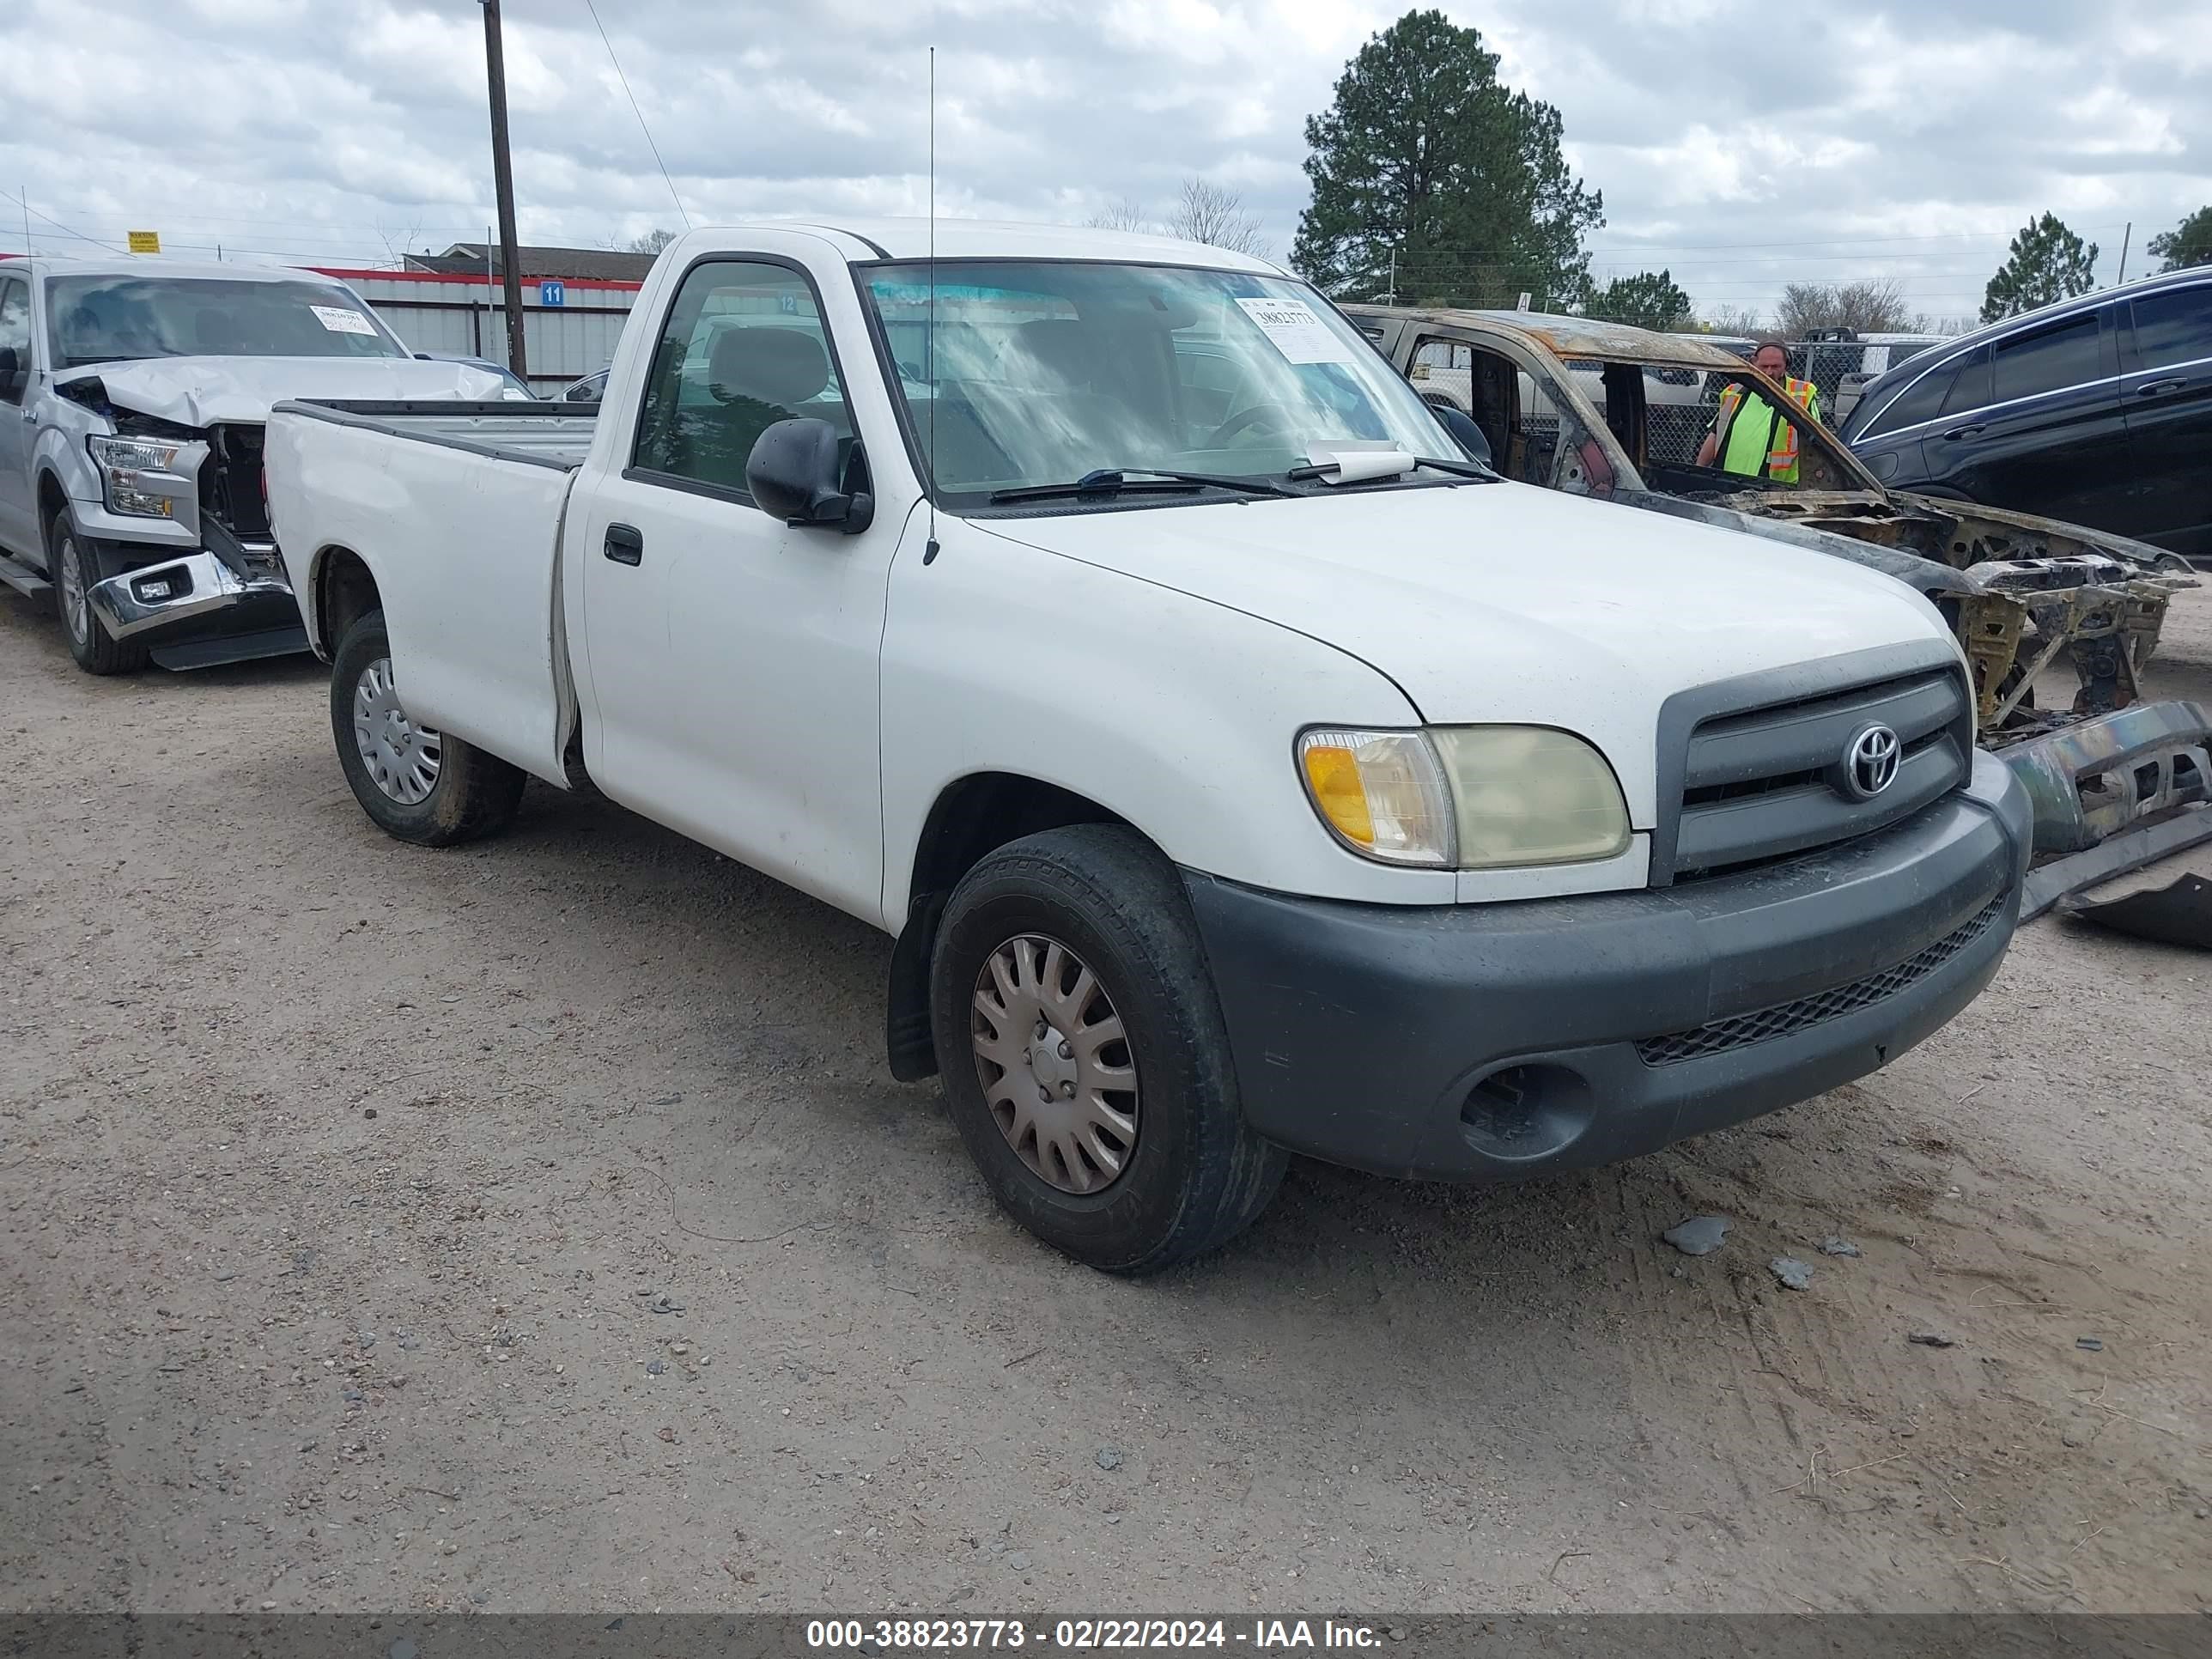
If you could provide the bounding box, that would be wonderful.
[0,187,124,253]
[584,0,691,231]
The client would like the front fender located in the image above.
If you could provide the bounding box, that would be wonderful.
[877,519,1455,934]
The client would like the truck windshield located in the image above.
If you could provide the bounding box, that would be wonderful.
[858,261,1454,506]
[45,276,409,368]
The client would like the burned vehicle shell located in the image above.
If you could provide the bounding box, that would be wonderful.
[1350,304,2207,873]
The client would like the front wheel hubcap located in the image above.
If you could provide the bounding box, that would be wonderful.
[971,935,1139,1194]
[352,656,443,805]
[57,536,89,644]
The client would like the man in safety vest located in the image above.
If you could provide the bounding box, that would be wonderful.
[1695,340,1820,483]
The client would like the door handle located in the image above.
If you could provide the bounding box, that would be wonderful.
[603,523,643,566]
[1940,423,1984,441]
[2136,378,2186,398]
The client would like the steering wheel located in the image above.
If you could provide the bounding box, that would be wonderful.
[1206,403,1296,447]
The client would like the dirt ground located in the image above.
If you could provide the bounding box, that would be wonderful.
[3,580,2209,1619]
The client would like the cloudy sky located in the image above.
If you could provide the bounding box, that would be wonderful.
[4,0,2209,326]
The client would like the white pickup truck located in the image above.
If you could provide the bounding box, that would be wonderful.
[264,223,2033,1273]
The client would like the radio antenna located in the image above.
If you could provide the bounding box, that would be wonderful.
[924,46,940,564]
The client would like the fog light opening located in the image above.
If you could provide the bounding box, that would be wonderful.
[1457,1062,1595,1162]
[131,567,191,605]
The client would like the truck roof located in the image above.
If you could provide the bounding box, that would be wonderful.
[684,219,1285,274]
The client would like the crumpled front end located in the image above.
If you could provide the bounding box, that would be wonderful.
[57,381,305,667]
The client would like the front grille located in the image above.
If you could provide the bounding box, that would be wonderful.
[1664,666,1972,882]
[1635,895,2006,1066]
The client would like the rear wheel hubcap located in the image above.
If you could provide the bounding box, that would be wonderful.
[352,655,443,805]
[971,934,1139,1194]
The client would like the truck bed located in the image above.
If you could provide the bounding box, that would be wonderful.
[264,398,592,787]
[270,398,599,471]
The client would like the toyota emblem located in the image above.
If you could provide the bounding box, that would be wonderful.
[1842,723,1901,799]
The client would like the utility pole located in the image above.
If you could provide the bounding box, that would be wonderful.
[1387,246,1397,307]
[480,0,528,380]
[2116,222,2131,287]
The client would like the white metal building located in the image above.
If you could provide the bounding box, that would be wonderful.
[307,266,641,392]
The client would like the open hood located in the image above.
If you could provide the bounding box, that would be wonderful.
[52,356,517,428]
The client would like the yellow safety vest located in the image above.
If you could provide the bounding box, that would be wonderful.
[1715,377,1820,483]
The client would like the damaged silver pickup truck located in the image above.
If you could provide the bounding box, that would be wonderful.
[0,256,520,672]
[1350,305,2210,908]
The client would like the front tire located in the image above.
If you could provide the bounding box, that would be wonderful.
[48,512,149,676]
[331,608,525,846]
[929,825,1287,1274]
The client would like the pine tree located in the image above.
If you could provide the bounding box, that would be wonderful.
[1291,10,1602,309]
[1981,214,2100,322]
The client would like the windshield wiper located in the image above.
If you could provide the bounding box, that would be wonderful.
[1285,455,1494,483]
[988,467,1297,504]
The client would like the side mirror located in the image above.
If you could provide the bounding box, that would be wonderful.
[1433,404,1492,469]
[745,417,874,535]
[0,346,19,396]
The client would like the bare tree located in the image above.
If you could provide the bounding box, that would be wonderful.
[375,217,427,270]
[1082,199,1150,234]
[1165,179,1272,258]
[626,228,678,256]
[1699,303,1765,337]
[1776,277,1923,337]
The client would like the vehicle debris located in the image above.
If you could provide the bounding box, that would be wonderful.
[2061,871,2212,950]
[1352,305,2210,897]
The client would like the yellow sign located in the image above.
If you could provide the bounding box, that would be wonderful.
[127,230,161,254]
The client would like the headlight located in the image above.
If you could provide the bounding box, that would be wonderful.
[87,434,190,519]
[1431,726,1632,867]
[1297,729,1455,866]
[1299,726,1631,870]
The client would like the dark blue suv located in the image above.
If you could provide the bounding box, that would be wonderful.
[1842,268,2211,562]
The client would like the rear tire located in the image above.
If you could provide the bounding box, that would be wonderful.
[929,824,1287,1275]
[331,608,525,846]
[48,512,149,676]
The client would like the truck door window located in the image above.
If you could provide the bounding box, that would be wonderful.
[631,260,854,501]
[0,278,28,404]
[1409,335,1513,464]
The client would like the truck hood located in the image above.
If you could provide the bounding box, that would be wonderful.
[973,480,1953,810]
[52,356,515,428]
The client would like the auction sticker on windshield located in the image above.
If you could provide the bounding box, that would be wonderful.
[1234,296,1357,365]
[310,305,379,337]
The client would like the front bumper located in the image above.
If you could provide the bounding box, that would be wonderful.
[86,550,294,640]
[1184,750,2033,1182]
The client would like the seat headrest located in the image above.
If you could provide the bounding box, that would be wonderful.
[1016,319,1092,388]
[708,325,829,406]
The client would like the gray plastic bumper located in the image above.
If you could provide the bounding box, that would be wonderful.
[1182,750,2033,1182]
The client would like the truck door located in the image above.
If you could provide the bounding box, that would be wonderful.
[0,274,35,559]
[572,253,896,921]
